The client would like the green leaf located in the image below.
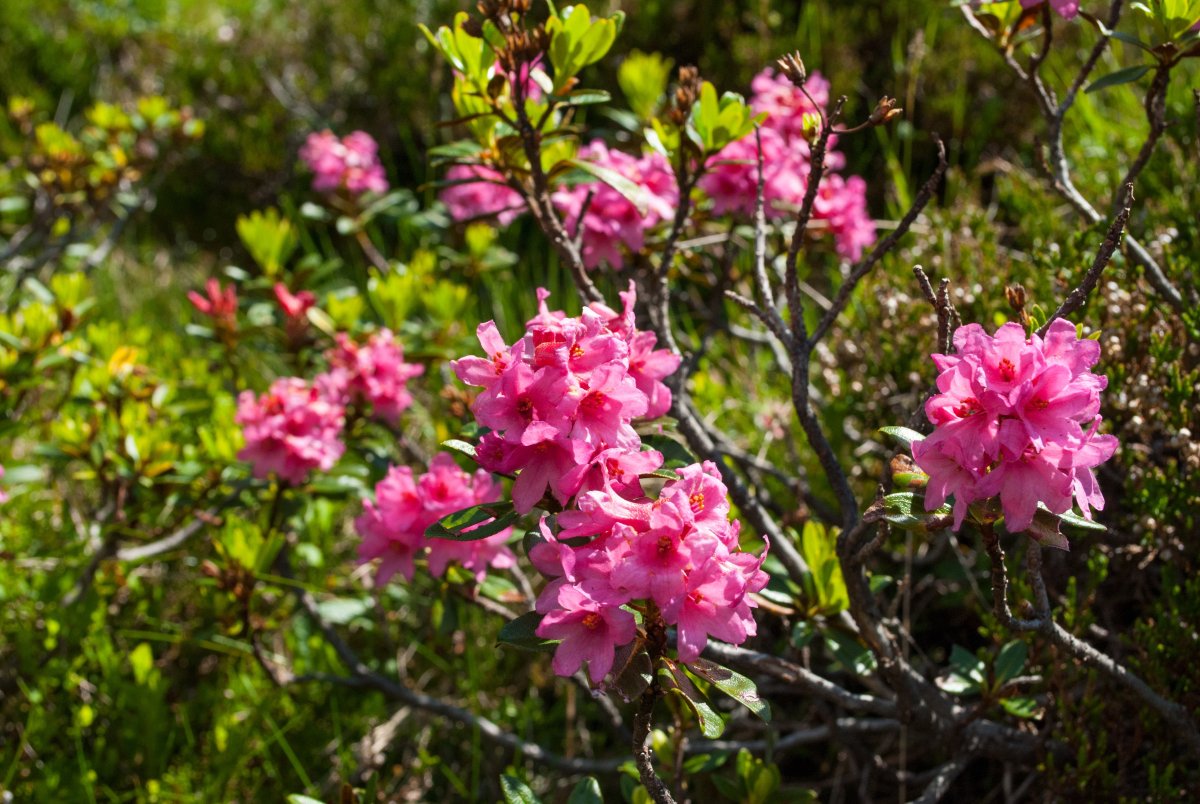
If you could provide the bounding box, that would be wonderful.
[287,796,326,804]
[618,50,673,120]
[566,157,650,215]
[552,89,612,107]
[497,611,559,653]
[878,425,926,450]
[686,659,771,722]
[825,631,877,675]
[660,662,725,737]
[880,492,951,530]
[639,434,696,471]
[994,640,1028,685]
[425,501,519,541]
[1055,507,1107,532]
[1085,65,1152,94]
[441,438,477,459]
[316,597,373,625]
[1000,696,1040,718]
[501,774,543,804]
[567,777,603,804]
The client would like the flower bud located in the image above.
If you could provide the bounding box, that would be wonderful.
[868,96,902,126]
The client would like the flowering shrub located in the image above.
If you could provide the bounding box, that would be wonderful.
[5,1,1200,802]
[357,453,515,585]
[912,319,1117,534]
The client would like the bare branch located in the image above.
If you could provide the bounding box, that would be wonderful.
[1037,183,1133,336]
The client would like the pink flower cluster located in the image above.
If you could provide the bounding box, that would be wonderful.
[531,462,769,682]
[300,130,389,196]
[318,330,425,425]
[236,378,346,485]
[912,319,1117,534]
[699,68,875,260]
[356,453,516,585]
[551,141,679,270]
[451,285,679,513]
[1020,0,1080,20]
[440,165,525,227]
[236,329,424,483]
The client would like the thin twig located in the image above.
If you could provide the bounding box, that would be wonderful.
[1037,183,1133,335]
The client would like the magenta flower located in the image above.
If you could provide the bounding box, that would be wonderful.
[912,319,1117,538]
[551,141,678,270]
[356,453,514,586]
[1020,0,1080,20]
[236,377,345,485]
[188,278,238,330]
[527,462,768,681]
[696,67,875,260]
[300,129,389,196]
[274,283,315,320]
[440,165,525,226]
[452,286,676,514]
[320,330,424,425]
[536,581,637,683]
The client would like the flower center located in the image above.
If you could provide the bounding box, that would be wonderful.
[689,492,705,513]
[997,358,1017,382]
[580,391,605,413]
[1032,398,1049,411]
[953,396,983,418]
[581,612,602,630]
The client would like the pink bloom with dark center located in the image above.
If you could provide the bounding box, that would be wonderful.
[236,377,345,485]
[536,581,637,683]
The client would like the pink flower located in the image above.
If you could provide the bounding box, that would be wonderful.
[814,174,875,261]
[529,461,768,680]
[551,141,679,270]
[536,581,637,683]
[274,284,315,320]
[188,278,238,330]
[441,165,525,226]
[236,378,345,485]
[696,67,875,260]
[320,330,424,425]
[912,319,1116,536]
[356,453,515,585]
[300,130,389,196]
[750,68,832,142]
[1020,0,1080,20]
[452,287,676,514]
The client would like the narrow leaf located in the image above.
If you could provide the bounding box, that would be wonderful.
[1085,64,1152,93]
[686,659,771,722]
[425,501,519,541]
